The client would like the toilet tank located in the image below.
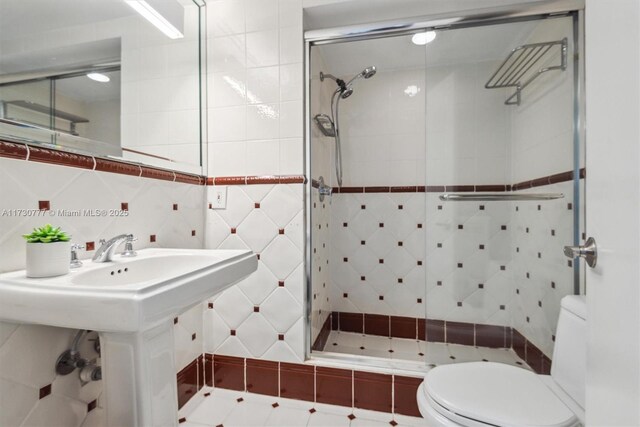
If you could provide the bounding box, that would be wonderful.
[551,295,587,409]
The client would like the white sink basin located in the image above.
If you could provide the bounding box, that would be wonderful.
[0,248,257,332]
[0,248,257,426]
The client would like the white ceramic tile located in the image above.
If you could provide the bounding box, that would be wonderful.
[0,377,38,427]
[264,404,311,426]
[247,66,280,104]
[280,63,303,102]
[279,26,302,65]
[236,313,278,356]
[213,286,255,329]
[279,0,303,27]
[222,396,275,425]
[80,408,105,427]
[246,139,280,175]
[208,34,246,72]
[211,69,247,107]
[261,288,302,332]
[261,235,303,279]
[246,30,279,68]
[0,325,74,387]
[207,0,246,37]
[21,393,87,427]
[209,106,247,142]
[279,100,303,138]
[187,388,238,425]
[245,0,279,32]
[246,104,280,141]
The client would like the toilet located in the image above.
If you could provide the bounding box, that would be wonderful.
[417,295,586,427]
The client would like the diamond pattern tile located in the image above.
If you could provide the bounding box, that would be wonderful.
[205,184,305,361]
[0,157,207,426]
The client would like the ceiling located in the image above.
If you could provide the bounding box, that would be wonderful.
[316,19,541,77]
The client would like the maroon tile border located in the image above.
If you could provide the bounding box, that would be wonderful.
[364,314,390,337]
[393,376,422,417]
[328,168,585,194]
[177,358,199,409]
[316,367,353,407]
[210,175,306,185]
[338,312,364,333]
[29,145,95,169]
[326,312,550,374]
[213,354,245,391]
[445,321,475,346]
[312,314,332,351]
[0,140,207,185]
[205,353,214,387]
[390,316,417,340]
[246,358,279,397]
[174,172,206,185]
[204,353,427,415]
[475,324,508,348]
[0,140,28,160]
[354,371,392,413]
[141,166,175,181]
[280,362,315,402]
[512,329,527,361]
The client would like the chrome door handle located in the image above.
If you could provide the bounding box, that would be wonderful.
[564,237,597,268]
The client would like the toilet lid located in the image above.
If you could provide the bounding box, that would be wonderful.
[425,362,578,427]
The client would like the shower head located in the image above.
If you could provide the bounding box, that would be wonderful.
[362,66,376,79]
[340,87,353,99]
[345,65,377,87]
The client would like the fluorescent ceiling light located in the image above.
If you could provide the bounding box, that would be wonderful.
[412,31,437,46]
[87,73,110,83]
[125,0,184,39]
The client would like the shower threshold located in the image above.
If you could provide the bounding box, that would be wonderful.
[317,331,530,372]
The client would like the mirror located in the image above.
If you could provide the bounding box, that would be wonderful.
[0,0,204,173]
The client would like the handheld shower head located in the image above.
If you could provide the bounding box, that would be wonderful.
[345,65,377,87]
[361,66,376,79]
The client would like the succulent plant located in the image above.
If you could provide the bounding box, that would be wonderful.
[22,224,71,243]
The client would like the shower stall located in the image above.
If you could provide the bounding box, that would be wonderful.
[305,3,585,374]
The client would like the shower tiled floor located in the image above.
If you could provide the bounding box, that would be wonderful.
[321,331,530,369]
[179,387,425,427]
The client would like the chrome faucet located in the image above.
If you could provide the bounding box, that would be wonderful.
[92,234,134,263]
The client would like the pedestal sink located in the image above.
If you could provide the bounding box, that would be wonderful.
[0,248,257,426]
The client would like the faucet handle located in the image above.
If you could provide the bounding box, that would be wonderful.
[70,244,85,268]
[121,234,137,258]
[99,239,106,246]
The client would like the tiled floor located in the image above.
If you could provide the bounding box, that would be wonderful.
[320,331,530,369]
[180,387,426,427]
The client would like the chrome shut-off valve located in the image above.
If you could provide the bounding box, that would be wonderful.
[564,237,597,268]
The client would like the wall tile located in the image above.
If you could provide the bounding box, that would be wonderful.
[246,358,279,396]
[280,362,314,402]
[315,367,352,407]
[353,371,392,413]
[214,355,245,391]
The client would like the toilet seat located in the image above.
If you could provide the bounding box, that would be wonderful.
[422,362,579,427]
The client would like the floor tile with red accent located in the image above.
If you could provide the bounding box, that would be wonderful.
[179,387,426,426]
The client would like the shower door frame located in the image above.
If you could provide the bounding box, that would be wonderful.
[303,0,586,366]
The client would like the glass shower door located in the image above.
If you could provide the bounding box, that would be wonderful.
[422,15,582,373]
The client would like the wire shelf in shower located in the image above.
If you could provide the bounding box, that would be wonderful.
[485,38,568,106]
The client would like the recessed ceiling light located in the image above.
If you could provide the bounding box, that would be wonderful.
[412,31,437,46]
[87,73,110,83]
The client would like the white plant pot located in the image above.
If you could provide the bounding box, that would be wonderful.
[26,241,70,278]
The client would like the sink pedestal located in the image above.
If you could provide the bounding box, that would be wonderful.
[0,248,258,427]
[101,320,178,427]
